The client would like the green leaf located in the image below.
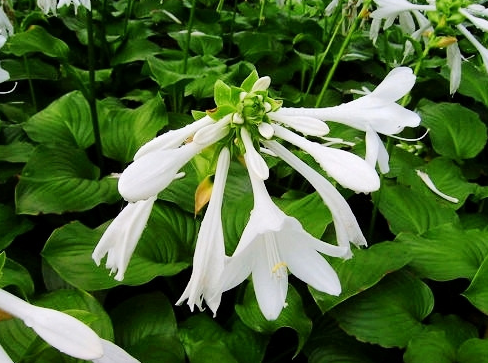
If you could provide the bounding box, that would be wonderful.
[111,38,161,65]
[179,314,267,363]
[419,101,487,159]
[4,25,69,60]
[310,242,411,312]
[0,258,35,298]
[145,56,197,89]
[42,201,196,290]
[457,339,488,363]
[0,142,35,163]
[15,145,119,215]
[377,184,459,235]
[128,335,185,363]
[396,224,488,281]
[110,292,180,348]
[0,251,5,277]
[23,91,93,149]
[1,58,59,81]
[99,95,168,163]
[462,254,488,314]
[402,157,476,209]
[454,62,488,105]
[168,31,223,56]
[233,32,284,63]
[404,330,456,363]
[235,282,312,354]
[240,69,259,92]
[330,270,434,348]
[0,204,33,250]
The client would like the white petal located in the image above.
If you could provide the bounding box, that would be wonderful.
[460,8,488,32]
[193,114,231,145]
[369,67,416,102]
[119,142,203,202]
[447,43,462,95]
[457,24,488,73]
[268,112,330,136]
[92,196,156,281]
[273,124,380,193]
[93,339,140,363]
[258,122,274,139]
[251,76,271,92]
[416,170,459,203]
[252,239,288,321]
[134,116,214,160]
[241,128,269,180]
[176,148,230,315]
[0,66,9,84]
[263,140,367,249]
[279,238,341,295]
[365,127,380,169]
[0,290,104,361]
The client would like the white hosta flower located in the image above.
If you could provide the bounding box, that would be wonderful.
[57,0,91,13]
[241,127,269,180]
[0,289,139,362]
[457,24,488,74]
[176,148,230,315]
[119,117,229,202]
[221,166,348,320]
[273,124,380,193]
[92,196,156,281]
[275,67,420,173]
[37,0,57,14]
[370,0,435,24]
[0,8,13,38]
[264,140,367,254]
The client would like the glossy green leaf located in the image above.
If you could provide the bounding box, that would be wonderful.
[233,32,284,63]
[419,101,487,159]
[4,25,69,60]
[1,58,59,81]
[457,339,488,363]
[15,145,119,215]
[311,242,411,312]
[42,201,196,290]
[0,204,33,250]
[455,62,488,106]
[168,31,223,56]
[235,283,312,354]
[111,38,161,65]
[330,270,434,348]
[404,330,456,363]
[0,142,35,163]
[377,184,459,235]
[99,95,168,163]
[179,314,267,363]
[110,292,180,348]
[23,91,93,149]
[0,258,35,298]
[128,335,185,363]
[462,254,488,315]
[396,224,488,281]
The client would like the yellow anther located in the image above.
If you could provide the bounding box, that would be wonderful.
[272,262,288,273]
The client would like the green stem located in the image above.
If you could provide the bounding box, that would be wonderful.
[86,10,104,171]
[23,56,37,112]
[258,0,266,27]
[315,3,369,107]
[183,0,197,74]
[122,0,134,38]
[304,15,344,98]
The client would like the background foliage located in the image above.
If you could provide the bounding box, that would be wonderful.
[1,0,488,361]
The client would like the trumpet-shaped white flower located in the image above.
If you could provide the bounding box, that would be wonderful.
[370,0,435,24]
[274,67,420,173]
[119,116,230,202]
[0,8,13,38]
[263,140,367,255]
[37,0,58,14]
[221,165,348,320]
[92,196,156,281]
[272,124,380,193]
[176,147,230,315]
[57,0,91,13]
[0,289,139,362]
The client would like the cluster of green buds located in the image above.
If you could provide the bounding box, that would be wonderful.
[203,71,283,157]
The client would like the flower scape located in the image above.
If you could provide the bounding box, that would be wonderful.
[93,67,421,321]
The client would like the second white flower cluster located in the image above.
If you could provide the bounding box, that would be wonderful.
[93,67,420,320]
